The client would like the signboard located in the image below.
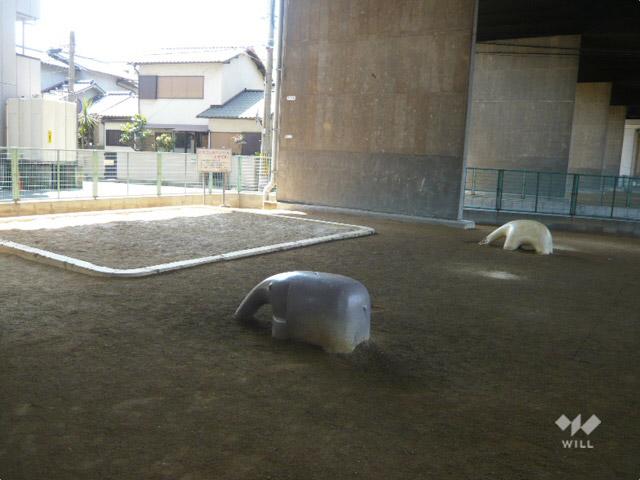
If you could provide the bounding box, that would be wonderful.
[47,130,53,144]
[197,148,232,173]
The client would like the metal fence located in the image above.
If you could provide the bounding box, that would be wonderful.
[0,147,271,203]
[464,167,640,221]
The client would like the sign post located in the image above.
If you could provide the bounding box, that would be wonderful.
[197,148,233,206]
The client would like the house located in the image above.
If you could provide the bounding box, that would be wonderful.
[44,48,137,94]
[197,88,264,155]
[132,47,265,153]
[88,91,138,150]
[11,46,138,112]
[43,79,105,109]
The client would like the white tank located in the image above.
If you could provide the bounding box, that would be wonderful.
[6,97,76,150]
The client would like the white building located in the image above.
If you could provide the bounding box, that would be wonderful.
[1,0,40,145]
[88,91,138,150]
[133,47,265,153]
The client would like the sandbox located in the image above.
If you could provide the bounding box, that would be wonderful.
[0,206,375,277]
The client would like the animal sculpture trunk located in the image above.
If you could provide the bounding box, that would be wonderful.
[235,272,371,354]
[479,220,553,255]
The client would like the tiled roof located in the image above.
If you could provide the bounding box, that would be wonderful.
[47,49,137,81]
[89,92,138,118]
[197,89,264,120]
[43,80,106,100]
[131,47,248,65]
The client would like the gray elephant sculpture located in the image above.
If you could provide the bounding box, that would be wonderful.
[234,271,371,354]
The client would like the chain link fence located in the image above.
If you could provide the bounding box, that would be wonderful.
[0,148,271,203]
[464,167,640,221]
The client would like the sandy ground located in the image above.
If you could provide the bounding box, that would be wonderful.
[0,208,358,268]
[0,209,639,480]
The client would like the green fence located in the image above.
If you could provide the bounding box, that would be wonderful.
[464,167,640,221]
[0,147,271,203]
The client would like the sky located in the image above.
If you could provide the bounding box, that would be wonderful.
[22,0,273,61]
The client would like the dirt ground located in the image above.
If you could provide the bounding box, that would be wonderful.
[0,209,639,480]
[0,208,357,268]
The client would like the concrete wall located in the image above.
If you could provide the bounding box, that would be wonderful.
[568,82,612,174]
[602,106,626,176]
[277,0,477,220]
[466,35,580,172]
[1,0,18,145]
[220,55,264,104]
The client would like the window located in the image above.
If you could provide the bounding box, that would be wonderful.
[157,76,204,99]
[139,76,157,99]
[174,132,189,150]
[197,132,209,148]
[106,129,124,146]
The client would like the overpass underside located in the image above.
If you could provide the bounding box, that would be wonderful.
[277,0,640,221]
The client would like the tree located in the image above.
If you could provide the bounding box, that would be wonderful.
[155,133,175,152]
[77,98,97,148]
[120,114,152,151]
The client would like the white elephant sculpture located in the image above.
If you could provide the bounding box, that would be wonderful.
[479,220,553,255]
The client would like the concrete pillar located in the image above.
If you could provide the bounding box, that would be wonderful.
[277,0,478,220]
[620,120,640,177]
[567,82,612,174]
[601,106,626,176]
[0,0,18,146]
[467,35,581,172]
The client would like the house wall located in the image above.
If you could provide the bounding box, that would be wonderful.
[220,55,264,104]
[77,70,131,93]
[568,82,613,174]
[211,133,243,154]
[277,0,477,220]
[16,54,41,97]
[208,118,261,133]
[41,63,67,91]
[139,63,222,126]
[100,120,133,151]
[466,35,580,172]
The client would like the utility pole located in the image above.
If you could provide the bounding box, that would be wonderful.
[271,0,285,172]
[262,0,284,202]
[261,0,276,156]
[68,31,76,103]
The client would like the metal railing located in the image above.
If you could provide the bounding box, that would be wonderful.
[0,147,271,203]
[464,167,640,221]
